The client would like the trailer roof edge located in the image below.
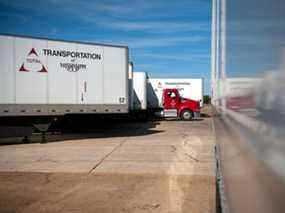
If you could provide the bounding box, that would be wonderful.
[0,33,129,49]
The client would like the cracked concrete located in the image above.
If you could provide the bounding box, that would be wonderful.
[0,107,216,213]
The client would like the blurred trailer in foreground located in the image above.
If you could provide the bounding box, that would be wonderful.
[212,0,285,212]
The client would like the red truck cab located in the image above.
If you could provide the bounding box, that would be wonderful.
[162,88,200,120]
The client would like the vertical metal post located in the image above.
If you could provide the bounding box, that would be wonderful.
[216,0,221,95]
[220,0,227,112]
[211,0,217,105]
[41,131,47,143]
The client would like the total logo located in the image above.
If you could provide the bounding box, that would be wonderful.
[158,82,162,88]
[19,48,48,73]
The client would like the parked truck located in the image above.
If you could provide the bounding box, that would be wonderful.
[156,88,200,120]
[147,78,204,108]
[0,34,201,139]
[130,72,201,120]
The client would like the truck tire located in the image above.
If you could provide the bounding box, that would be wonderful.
[181,109,193,120]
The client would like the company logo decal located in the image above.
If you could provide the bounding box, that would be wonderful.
[19,48,47,73]
[165,82,190,85]
[42,49,101,73]
[19,47,102,73]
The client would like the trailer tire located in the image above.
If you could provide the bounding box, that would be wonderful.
[181,109,193,120]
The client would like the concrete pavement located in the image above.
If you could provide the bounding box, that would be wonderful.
[0,112,216,213]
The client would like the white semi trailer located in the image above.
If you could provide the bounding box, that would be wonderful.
[132,72,147,111]
[0,34,203,139]
[147,78,204,108]
[0,34,129,116]
[0,34,129,138]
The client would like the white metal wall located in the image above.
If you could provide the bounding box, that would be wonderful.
[0,35,128,106]
[133,72,147,110]
[47,40,77,104]
[0,36,14,103]
[77,43,103,104]
[103,47,127,105]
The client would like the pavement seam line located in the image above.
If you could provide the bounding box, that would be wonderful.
[87,136,129,174]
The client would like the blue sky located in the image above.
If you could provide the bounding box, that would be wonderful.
[0,0,211,94]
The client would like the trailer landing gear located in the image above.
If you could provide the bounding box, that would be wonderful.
[22,136,29,143]
[33,121,52,143]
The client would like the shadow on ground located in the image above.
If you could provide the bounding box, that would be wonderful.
[0,120,163,145]
[201,113,211,118]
